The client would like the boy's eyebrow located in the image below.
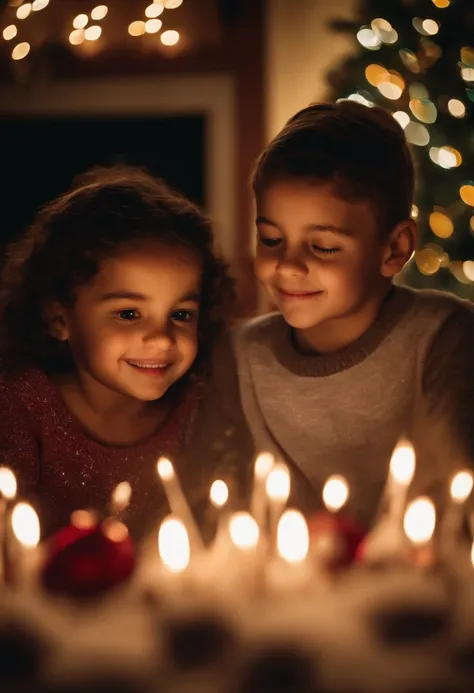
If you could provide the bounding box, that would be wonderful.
[256,216,352,236]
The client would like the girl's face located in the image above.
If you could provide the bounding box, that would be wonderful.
[50,240,202,403]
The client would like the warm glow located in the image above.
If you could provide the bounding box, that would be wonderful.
[277,510,309,563]
[11,41,30,60]
[229,512,259,550]
[322,475,349,512]
[12,502,40,547]
[378,82,403,100]
[390,442,416,485]
[102,518,129,543]
[157,457,174,481]
[365,64,389,87]
[3,25,17,40]
[254,452,274,479]
[429,212,454,239]
[448,99,466,118]
[393,111,410,129]
[403,497,436,544]
[145,3,164,18]
[91,5,108,20]
[411,204,419,219]
[145,19,163,34]
[16,3,32,19]
[0,467,17,500]
[405,122,430,146]
[210,479,228,508]
[161,29,180,45]
[32,0,49,9]
[69,29,85,45]
[85,25,102,41]
[432,0,450,7]
[422,19,439,35]
[128,20,146,37]
[158,516,190,572]
[73,14,89,29]
[450,470,474,503]
[111,481,132,512]
[436,146,462,169]
[357,27,381,50]
[460,185,474,207]
[266,463,291,503]
[463,261,474,281]
[71,509,97,529]
[165,0,183,8]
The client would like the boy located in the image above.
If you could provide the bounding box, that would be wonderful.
[235,101,474,528]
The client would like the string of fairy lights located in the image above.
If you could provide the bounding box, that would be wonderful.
[1,0,184,61]
[341,0,474,284]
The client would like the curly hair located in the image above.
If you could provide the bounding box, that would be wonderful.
[252,101,415,236]
[0,165,234,383]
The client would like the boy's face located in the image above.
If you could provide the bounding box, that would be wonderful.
[255,180,397,350]
[51,240,201,403]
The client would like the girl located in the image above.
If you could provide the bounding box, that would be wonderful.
[0,165,253,540]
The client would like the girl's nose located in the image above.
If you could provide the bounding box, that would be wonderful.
[143,324,174,349]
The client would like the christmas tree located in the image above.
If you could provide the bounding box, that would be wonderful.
[327,0,474,298]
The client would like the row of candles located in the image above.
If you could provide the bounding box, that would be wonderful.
[1,440,474,595]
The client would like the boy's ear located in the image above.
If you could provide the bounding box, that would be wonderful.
[43,301,70,342]
[380,218,417,278]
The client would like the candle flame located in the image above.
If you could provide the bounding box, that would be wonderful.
[11,502,40,548]
[390,442,416,485]
[403,496,436,545]
[71,509,98,529]
[266,463,291,502]
[277,509,309,563]
[0,467,17,500]
[111,481,132,512]
[229,512,259,550]
[210,479,228,508]
[254,452,274,480]
[102,518,129,543]
[450,470,473,504]
[157,456,174,481]
[322,475,349,512]
[158,516,190,573]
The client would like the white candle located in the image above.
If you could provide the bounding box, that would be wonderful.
[265,463,291,554]
[109,481,132,521]
[362,441,416,563]
[251,452,274,530]
[0,467,18,585]
[10,501,41,585]
[267,509,311,591]
[158,515,191,574]
[441,470,473,554]
[311,475,350,566]
[209,479,229,552]
[403,496,436,567]
[323,475,349,514]
[156,457,204,553]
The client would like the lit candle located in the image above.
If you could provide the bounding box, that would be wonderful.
[403,496,436,567]
[251,452,274,530]
[0,468,18,585]
[10,501,41,585]
[309,475,351,568]
[158,515,191,574]
[360,441,415,564]
[209,479,229,551]
[441,470,473,555]
[109,481,132,521]
[265,463,290,553]
[269,509,311,591]
[156,457,204,553]
[228,511,260,591]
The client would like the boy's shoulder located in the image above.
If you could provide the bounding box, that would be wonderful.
[407,285,474,323]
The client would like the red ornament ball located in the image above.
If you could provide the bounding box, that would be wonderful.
[41,514,136,599]
[307,512,366,569]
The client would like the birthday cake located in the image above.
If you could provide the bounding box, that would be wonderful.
[1,445,474,693]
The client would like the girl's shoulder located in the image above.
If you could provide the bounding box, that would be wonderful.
[0,368,54,416]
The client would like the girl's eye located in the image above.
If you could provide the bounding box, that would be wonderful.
[258,235,281,248]
[116,309,140,321]
[311,245,340,255]
[171,309,196,323]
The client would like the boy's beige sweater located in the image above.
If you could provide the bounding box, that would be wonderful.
[235,286,474,528]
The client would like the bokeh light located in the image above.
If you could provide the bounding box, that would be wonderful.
[429,211,454,238]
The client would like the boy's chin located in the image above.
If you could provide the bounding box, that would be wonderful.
[281,311,324,331]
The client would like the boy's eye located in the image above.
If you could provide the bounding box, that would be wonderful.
[171,309,196,323]
[311,245,340,255]
[258,235,281,248]
[116,309,140,321]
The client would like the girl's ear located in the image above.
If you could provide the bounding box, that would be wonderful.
[43,301,70,342]
[380,218,417,278]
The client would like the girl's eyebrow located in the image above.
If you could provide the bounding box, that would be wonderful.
[100,291,146,302]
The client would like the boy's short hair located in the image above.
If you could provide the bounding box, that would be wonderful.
[251,101,415,234]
